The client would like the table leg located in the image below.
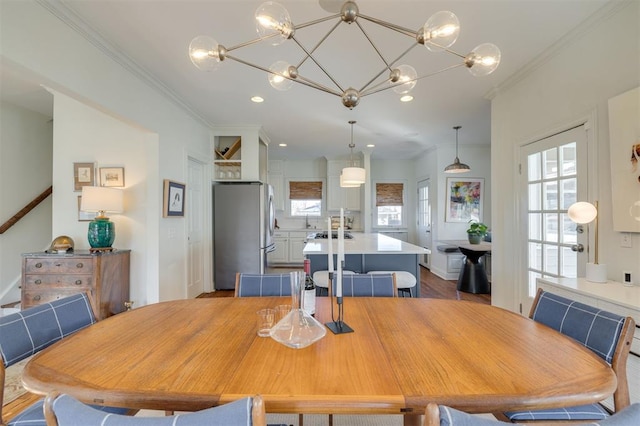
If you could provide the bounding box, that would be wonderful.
[403,413,421,426]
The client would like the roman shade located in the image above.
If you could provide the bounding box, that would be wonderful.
[289,181,322,200]
[376,183,404,206]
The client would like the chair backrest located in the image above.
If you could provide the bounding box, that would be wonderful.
[330,273,397,297]
[235,273,292,297]
[529,288,636,411]
[0,293,96,369]
[44,392,266,426]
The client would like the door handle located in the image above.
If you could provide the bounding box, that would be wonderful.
[571,244,584,253]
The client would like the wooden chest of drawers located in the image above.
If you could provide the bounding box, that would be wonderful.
[21,249,130,320]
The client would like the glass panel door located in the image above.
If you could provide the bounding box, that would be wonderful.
[520,126,587,313]
[417,179,431,268]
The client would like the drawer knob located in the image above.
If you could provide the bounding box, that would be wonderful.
[76,263,84,269]
[35,279,42,285]
[33,295,41,301]
[35,262,42,268]
[55,263,61,267]
[75,280,82,285]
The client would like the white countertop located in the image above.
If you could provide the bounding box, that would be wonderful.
[538,276,640,314]
[303,233,430,255]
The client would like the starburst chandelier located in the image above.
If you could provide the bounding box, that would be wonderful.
[189,1,501,109]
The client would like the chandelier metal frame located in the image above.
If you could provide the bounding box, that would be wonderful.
[189,1,501,109]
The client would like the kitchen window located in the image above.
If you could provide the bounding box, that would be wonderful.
[375,182,404,226]
[289,180,322,216]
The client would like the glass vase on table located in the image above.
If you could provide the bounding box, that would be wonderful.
[269,271,326,349]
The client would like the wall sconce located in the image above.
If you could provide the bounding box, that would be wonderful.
[567,201,607,283]
[81,186,124,250]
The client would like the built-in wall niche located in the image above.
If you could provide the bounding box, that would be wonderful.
[214,136,241,180]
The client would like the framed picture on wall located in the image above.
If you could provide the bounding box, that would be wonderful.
[73,162,95,192]
[99,167,125,187]
[163,179,186,218]
[445,177,483,223]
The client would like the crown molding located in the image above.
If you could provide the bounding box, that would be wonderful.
[485,0,632,101]
[36,0,216,128]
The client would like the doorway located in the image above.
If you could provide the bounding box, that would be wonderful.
[519,125,588,313]
[417,179,432,268]
[187,157,206,298]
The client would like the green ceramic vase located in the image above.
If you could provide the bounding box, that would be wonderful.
[87,217,115,248]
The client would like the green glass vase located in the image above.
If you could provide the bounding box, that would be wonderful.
[87,217,115,248]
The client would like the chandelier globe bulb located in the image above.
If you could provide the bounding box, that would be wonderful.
[255,1,294,45]
[268,60,295,91]
[391,64,417,95]
[466,43,501,76]
[189,36,223,71]
[422,11,460,52]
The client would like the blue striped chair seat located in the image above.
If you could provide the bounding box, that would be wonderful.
[9,399,131,426]
[502,289,634,423]
[0,293,136,426]
[46,393,260,426]
[426,403,640,426]
[331,273,396,297]
[235,273,292,297]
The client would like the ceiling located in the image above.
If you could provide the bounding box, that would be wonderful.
[2,0,611,160]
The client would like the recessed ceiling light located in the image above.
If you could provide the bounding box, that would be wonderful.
[366,144,375,148]
[251,96,264,103]
[278,143,287,147]
[400,95,413,102]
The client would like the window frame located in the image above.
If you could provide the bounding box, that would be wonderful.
[373,180,407,228]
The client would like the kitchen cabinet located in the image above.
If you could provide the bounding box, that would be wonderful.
[213,126,268,182]
[270,232,289,264]
[327,160,361,211]
[288,231,308,264]
[21,250,130,320]
[269,231,307,265]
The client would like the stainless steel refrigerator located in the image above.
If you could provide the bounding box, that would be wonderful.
[213,182,275,290]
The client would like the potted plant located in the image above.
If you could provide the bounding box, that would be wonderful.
[466,221,488,244]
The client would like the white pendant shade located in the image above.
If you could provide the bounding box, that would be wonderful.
[342,166,366,185]
[340,173,360,188]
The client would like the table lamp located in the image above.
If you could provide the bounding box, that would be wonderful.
[80,186,124,249]
[567,201,606,283]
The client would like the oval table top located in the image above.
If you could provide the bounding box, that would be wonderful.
[23,297,615,419]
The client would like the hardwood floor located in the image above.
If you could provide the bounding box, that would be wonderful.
[198,266,491,305]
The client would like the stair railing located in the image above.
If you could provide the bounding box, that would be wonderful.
[0,186,53,234]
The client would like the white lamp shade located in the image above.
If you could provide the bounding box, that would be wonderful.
[342,167,365,185]
[340,174,360,188]
[567,201,597,224]
[81,187,124,214]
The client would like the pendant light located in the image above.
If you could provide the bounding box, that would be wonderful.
[444,125,470,173]
[341,120,366,186]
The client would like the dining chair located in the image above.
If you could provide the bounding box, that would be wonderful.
[43,392,267,426]
[497,288,635,423]
[0,293,136,426]
[329,273,397,297]
[234,273,292,297]
[424,402,640,426]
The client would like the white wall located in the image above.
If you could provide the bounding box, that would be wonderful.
[413,143,492,280]
[490,1,640,311]
[1,0,213,305]
[0,101,53,305]
[50,92,151,305]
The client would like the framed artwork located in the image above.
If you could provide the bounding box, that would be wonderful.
[608,86,640,232]
[77,196,97,221]
[163,179,186,217]
[445,177,483,223]
[73,162,95,192]
[100,167,125,187]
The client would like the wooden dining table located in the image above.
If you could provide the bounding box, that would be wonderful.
[22,297,616,426]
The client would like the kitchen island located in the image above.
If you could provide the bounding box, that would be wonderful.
[303,233,430,297]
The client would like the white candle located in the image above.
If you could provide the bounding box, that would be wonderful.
[327,217,334,272]
[339,208,345,262]
[336,236,342,298]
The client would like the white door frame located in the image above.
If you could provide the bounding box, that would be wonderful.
[186,152,212,297]
[516,112,598,314]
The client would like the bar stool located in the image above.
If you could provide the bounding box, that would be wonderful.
[367,270,417,297]
[312,270,355,296]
